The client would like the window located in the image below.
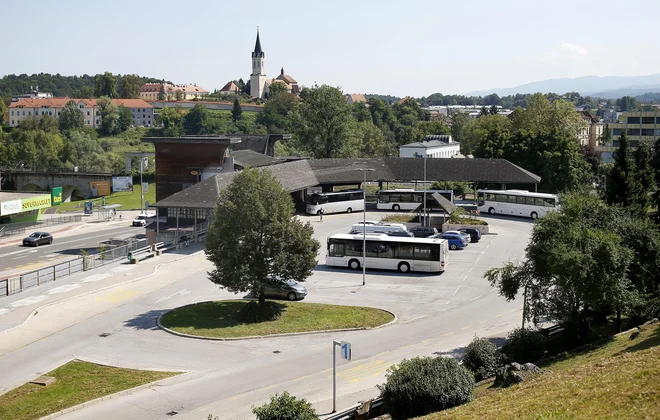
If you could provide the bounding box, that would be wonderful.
[28,111,31,115]
[345,241,363,257]
[414,245,432,260]
[543,198,556,207]
[517,196,526,205]
[486,193,497,201]
[396,244,414,259]
[328,240,345,257]
[534,198,545,206]
[87,120,90,124]
[627,117,640,124]
[627,128,640,136]
[507,195,517,203]
[379,193,390,203]
[496,194,507,202]
[366,242,380,258]
[641,129,654,136]
[87,111,90,116]
[22,111,25,116]
[11,120,14,125]
[642,117,655,124]
[10,110,13,116]
[525,197,535,205]
[612,128,622,136]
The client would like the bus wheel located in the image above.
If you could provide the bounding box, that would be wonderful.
[393,204,400,211]
[349,259,361,270]
[347,207,352,213]
[488,207,495,215]
[531,212,538,220]
[398,262,410,273]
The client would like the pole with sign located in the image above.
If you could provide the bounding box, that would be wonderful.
[332,340,352,413]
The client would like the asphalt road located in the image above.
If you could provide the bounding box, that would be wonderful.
[0,226,140,272]
[0,212,532,419]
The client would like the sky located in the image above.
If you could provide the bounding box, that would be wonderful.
[3,0,660,97]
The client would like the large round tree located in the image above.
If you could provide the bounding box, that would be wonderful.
[205,167,320,307]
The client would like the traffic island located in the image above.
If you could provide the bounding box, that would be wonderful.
[0,359,180,420]
[158,300,396,340]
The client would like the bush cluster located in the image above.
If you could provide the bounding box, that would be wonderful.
[462,337,503,381]
[502,328,546,363]
[378,356,474,420]
[238,301,283,323]
[251,391,319,420]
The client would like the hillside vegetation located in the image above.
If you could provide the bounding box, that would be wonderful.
[418,321,660,420]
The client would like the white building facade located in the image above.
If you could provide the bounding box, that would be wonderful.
[250,30,267,99]
[399,135,461,158]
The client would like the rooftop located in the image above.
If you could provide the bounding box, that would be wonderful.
[400,140,459,149]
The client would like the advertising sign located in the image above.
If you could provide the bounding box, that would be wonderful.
[84,201,93,215]
[51,187,63,206]
[0,199,22,216]
[142,182,149,193]
[21,194,52,211]
[112,176,133,193]
[90,181,111,197]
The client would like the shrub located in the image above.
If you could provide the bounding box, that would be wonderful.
[462,337,503,381]
[238,301,283,323]
[378,356,474,420]
[252,391,319,420]
[502,328,546,363]
[381,214,416,223]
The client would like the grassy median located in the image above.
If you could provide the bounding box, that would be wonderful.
[0,360,179,420]
[419,322,660,420]
[160,300,394,338]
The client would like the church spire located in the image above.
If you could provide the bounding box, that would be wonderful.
[253,27,264,57]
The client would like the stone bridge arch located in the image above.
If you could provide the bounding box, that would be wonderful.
[62,185,85,202]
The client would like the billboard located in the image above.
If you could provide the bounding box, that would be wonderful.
[112,176,133,193]
[21,194,52,211]
[51,187,63,206]
[0,199,22,216]
[84,201,93,215]
[90,181,111,197]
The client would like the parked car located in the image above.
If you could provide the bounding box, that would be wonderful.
[459,228,482,243]
[263,277,308,301]
[132,214,149,227]
[386,231,415,237]
[445,230,471,243]
[431,233,466,250]
[23,232,53,247]
[409,226,438,238]
[355,220,381,225]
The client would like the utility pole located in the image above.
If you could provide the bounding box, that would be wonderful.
[356,168,375,286]
[139,157,147,213]
[423,155,427,226]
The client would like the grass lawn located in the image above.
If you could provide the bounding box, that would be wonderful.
[417,321,660,420]
[56,183,156,213]
[0,360,179,420]
[160,300,394,338]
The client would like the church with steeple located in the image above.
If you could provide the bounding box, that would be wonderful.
[248,29,299,99]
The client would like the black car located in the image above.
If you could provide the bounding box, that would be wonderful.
[387,231,415,237]
[459,228,482,243]
[23,232,53,246]
[408,226,438,238]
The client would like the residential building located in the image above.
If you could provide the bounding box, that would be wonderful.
[219,81,240,95]
[577,111,604,147]
[599,110,660,162]
[139,83,209,101]
[11,86,53,102]
[399,135,461,158]
[424,105,513,119]
[7,97,154,128]
[346,94,367,104]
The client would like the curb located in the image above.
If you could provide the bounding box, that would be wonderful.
[38,358,189,420]
[156,301,398,341]
[0,252,198,336]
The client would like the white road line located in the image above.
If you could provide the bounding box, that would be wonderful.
[192,295,204,302]
[404,315,427,323]
[155,289,191,304]
[109,266,136,273]
[468,267,474,272]
[446,300,451,305]
[452,285,461,296]
[47,284,82,295]
[474,256,481,264]
[70,243,85,247]
[469,294,483,302]
[12,255,32,260]
[9,295,48,308]
[441,305,458,311]
[461,275,468,282]
[83,273,111,283]
[490,288,497,292]
[43,254,59,258]
[0,308,10,316]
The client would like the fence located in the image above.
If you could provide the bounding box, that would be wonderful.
[0,258,84,297]
[85,239,148,270]
[0,215,83,238]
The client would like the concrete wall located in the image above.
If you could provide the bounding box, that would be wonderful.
[4,172,113,200]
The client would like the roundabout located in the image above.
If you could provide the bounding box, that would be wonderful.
[158,300,396,340]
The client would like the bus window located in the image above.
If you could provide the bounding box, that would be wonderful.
[329,241,345,257]
[486,193,496,201]
[414,245,432,260]
[396,244,414,259]
[525,197,535,205]
[496,194,508,202]
[534,198,544,206]
[379,193,390,203]
[379,244,395,258]
[478,192,486,206]
[507,195,517,203]
[366,242,380,258]
[345,241,363,256]
[517,196,526,204]
[543,198,555,207]
[350,192,363,201]
[389,194,401,202]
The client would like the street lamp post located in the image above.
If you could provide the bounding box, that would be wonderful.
[139,157,148,213]
[357,168,375,286]
[423,155,427,226]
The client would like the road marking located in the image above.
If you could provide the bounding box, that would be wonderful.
[461,325,472,330]
[9,295,48,307]
[474,256,481,264]
[155,289,191,304]
[47,284,81,295]
[446,300,451,305]
[44,254,59,258]
[469,294,482,302]
[376,351,390,356]
[468,267,474,272]
[191,295,204,303]
[461,275,468,282]
[509,309,517,313]
[490,288,497,292]
[495,314,503,318]
[0,308,10,316]
[442,305,457,311]
[336,360,388,383]
[83,273,111,283]
[109,266,136,274]
[452,285,461,296]
[422,338,434,344]
[404,315,427,324]
[442,331,455,337]
[479,319,488,324]
[94,288,142,303]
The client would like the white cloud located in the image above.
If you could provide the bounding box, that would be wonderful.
[557,42,589,60]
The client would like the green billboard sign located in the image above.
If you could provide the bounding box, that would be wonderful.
[51,187,63,206]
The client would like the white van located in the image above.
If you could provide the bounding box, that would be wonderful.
[350,223,408,234]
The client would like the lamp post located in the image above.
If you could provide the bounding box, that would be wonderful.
[423,155,427,226]
[356,168,375,286]
[139,157,148,213]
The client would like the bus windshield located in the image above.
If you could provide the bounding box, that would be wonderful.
[306,194,326,205]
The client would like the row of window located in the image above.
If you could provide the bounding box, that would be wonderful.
[307,192,363,205]
[328,239,441,261]
[612,128,660,137]
[627,117,660,124]
[131,108,151,113]
[481,193,556,207]
[166,208,210,220]
[378,192,453,203]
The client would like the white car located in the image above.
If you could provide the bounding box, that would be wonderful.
[132,214,149,227]
[356,220,380,225]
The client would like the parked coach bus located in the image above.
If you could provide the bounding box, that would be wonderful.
[477,189,559,219]
[326,233,449,273]
[306,190,365,215]
[376,189,454,211]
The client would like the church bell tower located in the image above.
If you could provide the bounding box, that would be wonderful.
[250,28,266,98]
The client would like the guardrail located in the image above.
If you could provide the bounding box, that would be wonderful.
[0,258,84,297]
[325,398,385,420]
[86,239,148,270]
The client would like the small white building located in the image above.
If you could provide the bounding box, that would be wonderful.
[399,135,461,158]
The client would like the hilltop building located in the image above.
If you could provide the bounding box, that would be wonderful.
[399,135,461,158]
[249,29,299,99]
[139,83,209,101]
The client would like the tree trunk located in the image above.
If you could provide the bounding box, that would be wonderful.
[258,286,266,305]
[617,309,622,333]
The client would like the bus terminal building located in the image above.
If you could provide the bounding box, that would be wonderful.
[147,155,541,243]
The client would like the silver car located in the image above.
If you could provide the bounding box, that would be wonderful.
[263,277,308,301]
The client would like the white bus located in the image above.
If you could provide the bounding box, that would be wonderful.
[376,189,454,211]
[349,223,408,234]
[477,190,559,219]
[306,190,365,215]
[326,233,449,273]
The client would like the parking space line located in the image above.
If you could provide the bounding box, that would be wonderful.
[452,286,460,296]
[460,325,472,330]
[474,256,481,264]
[442,331,455,337]
[469,294,482,302]
[479,319,488,324]
[495,314,503,318]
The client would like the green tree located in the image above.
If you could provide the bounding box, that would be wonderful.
[654,137,660,210]
[606,132,643,211]
[183,103,209,135]
[119,74,142,99]
[267,82,289,98]
[634,141,655,212]
[231,98,243,123]
[616,96,638,111]
[61,130,111,172]
[471,114,512,159]
[96,96,120,135]
[449,112,472,154]
[357,120,392,157]
[252,392,319,420]
[256,92,298,133]
[158,106,184,136]
[293,85,357,158]
[58,100,85,132]
[94,72,118,98]
[205,168,320,306]
[489,104,499,115]
[117,105,133,132]
[174,89,183,101]
[8,125,64,169]
[157,83,166,101]
[0,99,7,125]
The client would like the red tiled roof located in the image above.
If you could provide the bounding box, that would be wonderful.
[220,81,239,92]
[346,94,367,103]
[10,97,152,109]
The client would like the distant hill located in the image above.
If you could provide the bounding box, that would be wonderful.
[468,74,660,98]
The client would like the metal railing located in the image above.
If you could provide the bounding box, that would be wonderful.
[85,239,148,270]
[1,258,84,297]
[0,215,83,238]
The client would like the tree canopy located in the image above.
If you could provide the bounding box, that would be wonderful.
[58,100,85,132]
